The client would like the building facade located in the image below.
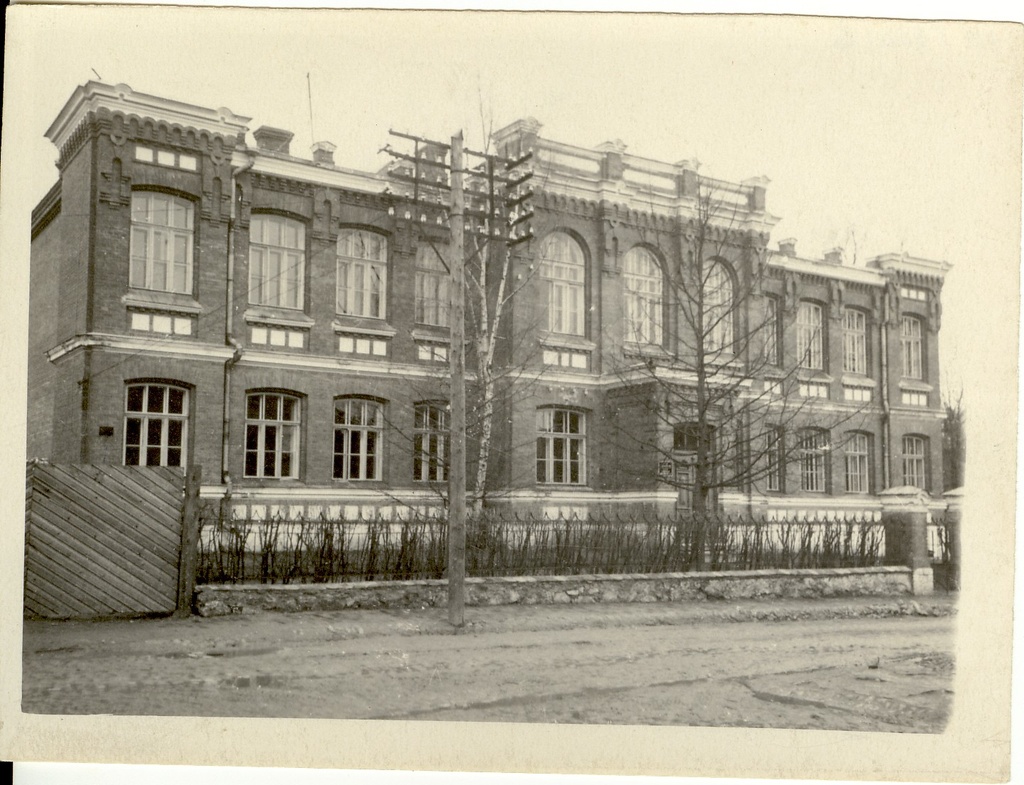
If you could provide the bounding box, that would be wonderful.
[28,82,951,520]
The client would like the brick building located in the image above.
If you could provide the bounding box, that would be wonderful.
[28,82,951,519]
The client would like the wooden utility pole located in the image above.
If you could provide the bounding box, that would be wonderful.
[448,131,467,627]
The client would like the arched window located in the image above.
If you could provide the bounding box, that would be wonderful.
[130,192,194,293]
[797,301,825,370]
[539,232,585,336]
[244,391,301,479]
[337,230,387,319]
[844,431,871,494]
[123,382,188,467]
[334,397,384,481]
[900,316,924,380]
[249,215,305,309]
[414,402,449,482]
[536,407,586,485]
[902,435,928,488]
[623,247,663,346]
[797,428,829,493]
[704,261,734,354]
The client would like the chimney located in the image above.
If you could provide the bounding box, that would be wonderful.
[253,126,294,155]
[311,141,336,166]
[778,238,797,257]
[823,247,844,265]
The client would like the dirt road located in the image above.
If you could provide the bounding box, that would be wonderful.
[21,597,954,731]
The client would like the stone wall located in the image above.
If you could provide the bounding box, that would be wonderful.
[194,566,912,616]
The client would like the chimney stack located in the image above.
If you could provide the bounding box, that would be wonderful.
[253,126,294,155]
[778,238,797,257]
[311,141,336,166]
[823,247,844,265]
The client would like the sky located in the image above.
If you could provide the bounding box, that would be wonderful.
[6,10,1021,400]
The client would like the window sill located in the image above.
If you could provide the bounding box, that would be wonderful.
[122,290,203,315]
[842,374,877,387]
[411,327,450,344]
[623,343,668,359]
[899,379,934,392]
[332,318,397,338]
[540,334,596,351]
[244,307,314,329]
[797,369,834,383]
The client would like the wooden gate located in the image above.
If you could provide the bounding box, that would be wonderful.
[24,462,201,619]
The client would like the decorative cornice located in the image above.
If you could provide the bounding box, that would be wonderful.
[47,333,233,364]
[46,81,249,156]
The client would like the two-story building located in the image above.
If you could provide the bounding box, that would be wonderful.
[28,82,951,521]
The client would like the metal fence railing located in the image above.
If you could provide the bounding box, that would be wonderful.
[196,506,888,585]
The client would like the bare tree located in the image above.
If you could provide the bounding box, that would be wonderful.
[606,182,870,565]
[942,386,966,491]
[383,128,542,514]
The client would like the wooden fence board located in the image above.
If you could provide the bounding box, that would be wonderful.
[26,514,172,611]
[30,486,179,581]
[24,462,192,619]
[33,468,180,567]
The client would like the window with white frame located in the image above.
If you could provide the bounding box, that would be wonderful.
[901,316,923,380]
[845,432,870,494]
[414,402,449,482]
[244,392,300,479]
[902,435,927,488]
[536,408,586,485]
[334,398,383,481]
[415,245,449,327]
[623,247,662,346]
[130,192,194,294]
[337,230,387,319]
[704,261,734,354]
[763,296,780,366]
[843,308,868,375]
[124,383,188,467]
[797,302,824,370]
[539,232,585,336]
[249,215,305,309]
[798,428,829,492]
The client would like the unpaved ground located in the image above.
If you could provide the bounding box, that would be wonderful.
[21,597,955,731]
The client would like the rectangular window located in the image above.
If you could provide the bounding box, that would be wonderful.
[900,286,928,301]
[244,393,300,479]
[417,343,448,363]
[901,317,923,379]
[334,398,383,481]
[902,435,927,488]
[797,302,824,370]
[249,215,305,310]
[337,230,388,319]
[799,382,830,399]
[843,386,872,402]
[415,245,450,327]
[763,297,780,365]
[414,403,449,482]
[536,408,586,485]
[124,383,188,467]
[845,433,870,494]
[901,391,928,407]
[130,192,194,294]
[798,429,828,493]
[843,308,867,375]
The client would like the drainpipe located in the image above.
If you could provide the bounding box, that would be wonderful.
[880,287,892,489]
[221,153,255,508]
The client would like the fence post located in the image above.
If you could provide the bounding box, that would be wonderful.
[879,486,933,595]
[175,465,202,617]
[942,487,964,592]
